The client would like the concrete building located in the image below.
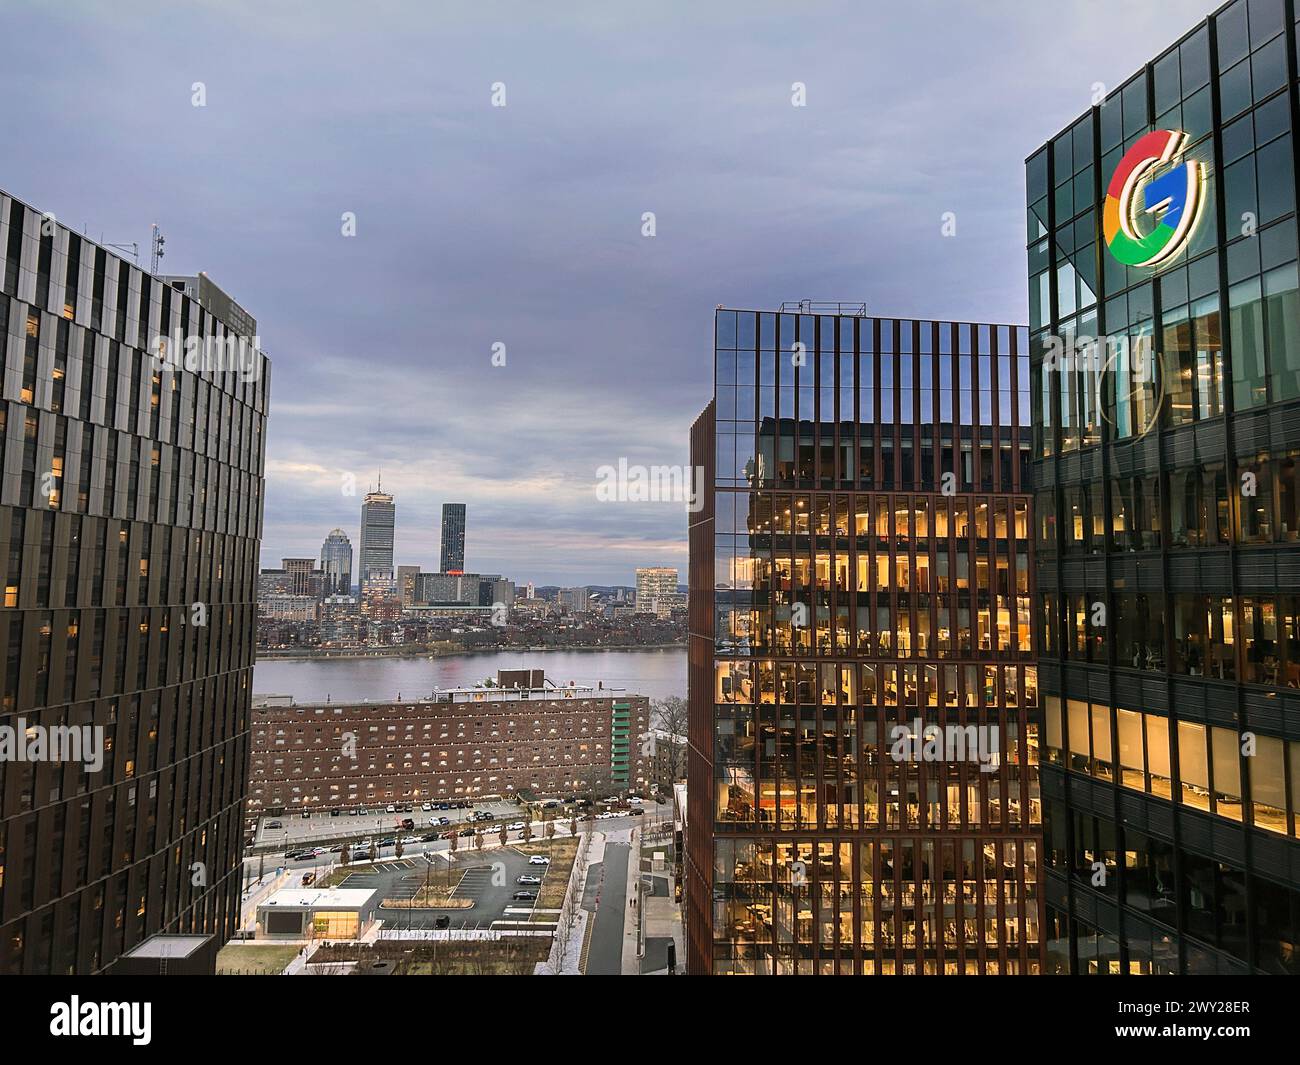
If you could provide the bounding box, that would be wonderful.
[255,887,378,941]
[636,566,679,609]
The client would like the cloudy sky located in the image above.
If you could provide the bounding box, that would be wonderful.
[1,0,1213,584]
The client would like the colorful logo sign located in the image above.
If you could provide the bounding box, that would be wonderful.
[1103,129,1204,267]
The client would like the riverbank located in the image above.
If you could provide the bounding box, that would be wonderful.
[256,641,685,663]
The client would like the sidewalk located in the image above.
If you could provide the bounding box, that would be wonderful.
[620,826,641,975]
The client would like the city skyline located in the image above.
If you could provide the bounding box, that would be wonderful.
[0,0,1214,585]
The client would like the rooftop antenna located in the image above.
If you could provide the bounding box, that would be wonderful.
[103,238,140,265]
[149,223,166,274]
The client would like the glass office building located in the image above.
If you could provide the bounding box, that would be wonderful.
[1027,0,1300,974]
[0,188,269,973]
[687,305,1042,974]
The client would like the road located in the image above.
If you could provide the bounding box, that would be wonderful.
[585,841,630,975]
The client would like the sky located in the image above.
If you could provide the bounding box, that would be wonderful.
[0,0,1215,584]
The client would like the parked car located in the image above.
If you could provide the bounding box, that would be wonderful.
[458,828,475,837]
[379,837,396,846]
[528,855,550,866]
[512,890,537,901]
[421,803,432,812]
[517,874,542,885]
[507,821,526,831]
[385,805,396,813]
[266,821,282,830]
[401,818,415,830]
[401,835,420,845]
[438,816,450,825]
[629,808,644,816]
[328,844,344,853]
[419,833,439,842]
[434,915,451,929]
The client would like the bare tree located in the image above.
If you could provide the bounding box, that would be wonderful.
[651,695,688,782]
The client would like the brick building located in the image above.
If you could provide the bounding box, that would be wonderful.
[248,674,649,814]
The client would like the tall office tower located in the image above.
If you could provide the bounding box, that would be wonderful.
[320,527,353,596]
[1028,0,1300,976]
[636,566,679,608]
[358,481,395,592]
[0,188,269,973]
[440,502,466,574]
[687,305,1040,975]
[396,564,420,610]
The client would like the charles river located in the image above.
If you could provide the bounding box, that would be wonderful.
[253,647,687,705]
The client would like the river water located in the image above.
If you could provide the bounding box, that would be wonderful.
[253,647,687,704]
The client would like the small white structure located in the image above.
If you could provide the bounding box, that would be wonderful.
[256,887,377,941]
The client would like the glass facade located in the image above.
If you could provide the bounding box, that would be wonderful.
[1029,0,1300,974]
[687,307,1042,974]
[0,188,269,973]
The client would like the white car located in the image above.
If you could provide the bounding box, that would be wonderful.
[507,821,526,831]
[400,835,420,845]
[420,803,432,812]
[627,797,643,804]
[528,855,550,865]
[385,805,396,813]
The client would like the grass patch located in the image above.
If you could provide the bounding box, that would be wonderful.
[216,944,300,976]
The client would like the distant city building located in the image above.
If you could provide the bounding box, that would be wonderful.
[359,481,395,591]
[636,567,679,610]
[489,578,515,612]
[526,581,535,599]
[320,595,360,645]
[440,502,467,573]
[258,568,293,598]
[359,568,399,619]
[557,587,592,613]
[282,557,318,596]
[260,594,320,622]
[320,528,353,595]
[396,564,421,610]
[248,673,650,813]
[414,571,509,608]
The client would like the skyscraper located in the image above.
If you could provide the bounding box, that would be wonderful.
[358,480,395,592]
[1027,0,1300,975]
[440,502,466,573]
[320,527,353,596]
[687,305,1041,975]
[0,187,269,973]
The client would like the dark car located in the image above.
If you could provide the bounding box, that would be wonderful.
[419,833,439,842]
[401,818,415,830]
[379,837,396,846]
[434,915,451,929]
[458,828,475,837]
[629,808,644,816]
[512,891,537,901]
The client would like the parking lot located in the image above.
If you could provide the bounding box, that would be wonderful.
[252,799,521,849]
[330,848,555,930]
